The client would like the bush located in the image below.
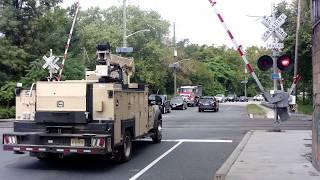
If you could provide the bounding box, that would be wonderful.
[0,107,15,119]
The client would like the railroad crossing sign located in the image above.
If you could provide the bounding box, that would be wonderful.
[42,55,60,79]
[42,55,60,70]
[267,43,284,49]
[261,14,288,42]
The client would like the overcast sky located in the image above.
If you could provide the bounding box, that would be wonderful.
[63,0,293,48]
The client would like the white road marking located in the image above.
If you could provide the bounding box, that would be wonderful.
[129,139,232,180]
[129,141,183,180]
[135,138,233,143]
[167,139,232,143]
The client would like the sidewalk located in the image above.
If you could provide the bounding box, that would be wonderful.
[218,130,319,180]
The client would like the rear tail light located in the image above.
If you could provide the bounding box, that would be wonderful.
[3,135,18,145]
[91,137,106,148]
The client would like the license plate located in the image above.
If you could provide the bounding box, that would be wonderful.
[71,138,85,147]
[172,105,176,108]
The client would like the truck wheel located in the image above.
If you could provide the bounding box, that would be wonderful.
[152,122,162,143]
[117,131,132,162]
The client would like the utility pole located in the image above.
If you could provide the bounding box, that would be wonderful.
[271,3,281,131]
[173,22,177,95]
[293,0,301,106]
[122,0,127,47]
[272,3,278,93]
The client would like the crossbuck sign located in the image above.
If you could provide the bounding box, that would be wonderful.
[42,55,60,71]
[261,14,288,44]
[42,55,60,79]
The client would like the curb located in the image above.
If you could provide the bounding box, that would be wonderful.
[0,119,13,122]
[214,130,254,180]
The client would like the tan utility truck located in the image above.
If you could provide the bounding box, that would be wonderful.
[2,43,162,162]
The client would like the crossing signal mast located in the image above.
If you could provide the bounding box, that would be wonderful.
[208,0,300,129]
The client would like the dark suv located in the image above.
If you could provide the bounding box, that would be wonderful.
[198,96,219,112]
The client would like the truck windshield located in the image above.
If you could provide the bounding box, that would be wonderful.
[180,88,193,93]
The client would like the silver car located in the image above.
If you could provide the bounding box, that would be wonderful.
[215,94,226,103]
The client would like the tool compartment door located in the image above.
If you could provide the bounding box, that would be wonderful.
[36,82,87,112]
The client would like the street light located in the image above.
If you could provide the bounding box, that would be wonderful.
[123,29,151,47]
[118,29,151,54]
[125,29,150,39]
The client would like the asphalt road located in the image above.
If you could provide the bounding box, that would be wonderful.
[0,102,312,180]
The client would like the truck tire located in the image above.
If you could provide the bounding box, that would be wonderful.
[152,121,162,143]
[116,131,132,163]
[151,114,162,143]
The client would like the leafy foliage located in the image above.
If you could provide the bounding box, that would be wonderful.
[0,0,312,118]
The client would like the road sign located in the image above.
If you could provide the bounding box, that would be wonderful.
[169,63,179,68]
[267,43,284,49]
[271,73,281,80]
[241,80,248,84]
[42,55,60,70]
[116,47,133,53]
[275,27,287,41]
[261,13,287,42]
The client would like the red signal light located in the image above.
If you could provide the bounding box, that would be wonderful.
[277,55,293,71]
[257,55,273,71]
[280,58,290,67]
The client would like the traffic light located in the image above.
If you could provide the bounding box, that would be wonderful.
[277,55,293,71]
[257,55,273,71]
[257,54,294,72]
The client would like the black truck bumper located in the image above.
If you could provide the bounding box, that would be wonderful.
[3,121,114,155]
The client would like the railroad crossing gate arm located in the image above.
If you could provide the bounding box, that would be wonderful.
[208,0,265,93]
[208,0,294,106]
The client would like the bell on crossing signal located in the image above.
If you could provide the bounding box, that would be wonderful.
[257,55,273,71]
[277,55,293,71]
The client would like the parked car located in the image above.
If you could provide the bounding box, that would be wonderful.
[170,97,188,110]
[239,96,249,102]
[215,94,226,103]
[198,96,219,112]
[149,94,171,114]
[234,96,240,102]
[253,94,264,101]
[226,94,237,102]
